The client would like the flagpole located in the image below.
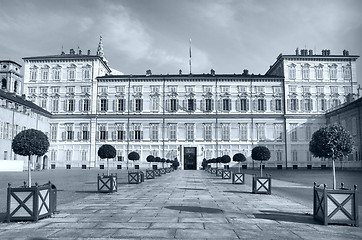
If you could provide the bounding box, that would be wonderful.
[189,38,192,74]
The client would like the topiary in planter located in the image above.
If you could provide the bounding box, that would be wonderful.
[128,151,140,170]
[251,146,270,177]
[98,144,116,175]
[146,155,155,169]
[309,125,353,190]
[12,129,49,187]
[233,153,246,173]
[221,155,231,169]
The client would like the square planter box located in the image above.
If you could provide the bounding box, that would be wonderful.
[7,182,57,222]
[160,168,166,174]
[146,169,155,179]
[232,172,245,184]
[252,175,271,194]
[222,170,231,179]
[216,168,223,177]
[154,169,161,176]
[313,183,359,226]
[97,174,117,193]
[128,172,141,184]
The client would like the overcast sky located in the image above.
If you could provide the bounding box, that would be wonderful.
[1,0,362,79]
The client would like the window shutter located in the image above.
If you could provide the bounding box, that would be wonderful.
[130,131,134,141]
[217,99,221,111]
[200,99,204,112]
[96,131,99,141]
[246,99,250,111]
[211,99,215,111]
[193,99,196,111]
[228,99,232,111]
[296,99,299,111]
[236,99,240,112]
[263,99,266,111]
[252,99,257,111]
[61,132,66,141]
[63,100,67,111]
[176,99,179,111]
[182,99,186,111]
[270,99,275,111]
[71,131,74,140]
[140,99,143,112]
[113,100,116,112]
[129,100,133,112]
[166,99,170,112]
[287,99,291,111]
[310,99,314,111]
[112,131,116,140]
[141,131,143,140]
[79,99,82,112]
[106,99,109,112]
[77,132,81,141]
[105,131,108,140]
[300,99,305,111]
[97,100,100,112]
[122,99,126,112]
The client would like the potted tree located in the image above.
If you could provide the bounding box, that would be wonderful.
[251,146,271,194]
[201,158,207,170]
[160,158,167,174]
[172,158,180,170]
[128,151,142,184]
[97,144,117,193]
[8,129,55,222]
[146,155,155,179]
[221,155,231,179]
[309,125,358,226]
[232,153,246,184]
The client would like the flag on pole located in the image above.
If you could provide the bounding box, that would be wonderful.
[189,38,192,74]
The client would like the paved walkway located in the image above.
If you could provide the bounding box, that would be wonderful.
[0,170,361,239]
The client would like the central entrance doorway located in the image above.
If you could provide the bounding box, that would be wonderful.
[184,147,197,170]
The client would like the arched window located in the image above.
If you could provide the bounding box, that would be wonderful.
[1,78,7,90]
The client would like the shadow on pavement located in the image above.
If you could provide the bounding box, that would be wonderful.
[223,190,253,194]
[254,210,317,224]
[74,190,100,194]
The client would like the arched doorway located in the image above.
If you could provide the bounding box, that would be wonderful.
[184,147,197,170]
[43,155,48,170]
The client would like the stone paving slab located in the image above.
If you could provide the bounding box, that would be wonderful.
[0,170,361,239]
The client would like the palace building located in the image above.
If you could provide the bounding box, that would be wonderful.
[1,38,360,170]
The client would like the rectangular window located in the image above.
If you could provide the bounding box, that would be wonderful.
[116,98,124,112]
[302,86,310,93]
[116,86,125,93]
[81,151,87,161]
[52,87,60,94]
[316,67,323,79]
[68,69,75,80]
[81,86,90,93]
[238,86,247,93]
[66,124,74,140]
[292,150,298,161]
[133,124,142,141]
[275,99,282,111]
[117,130,125,141]
[50,150,56,161]
[41,98,47,109]
[255,86,265,93]
[41,70,49,81]
[81,124,89,140]
[343,67,351,80]
[30,70,37,81]
[330,86,338,94]
[289,86,297,93]
[257,99,265,111]
[168,86,177,93]
[151,86,159,93]
[83,99,90,112]
[53,69,60,80]
[305,124,312,140]
[274,124,283,141]
[204,124,212,141]
[84,69,90,79]
[186,124,194,141]
[135,99,143,112]
[185,86,194,93]
[221,124,230,141]
[316,86,324,94]
[133,86,142,93]
[302,67,310,80]
[290,99,298,111]
[344,86,352,95]
[99,125,107,140]
[66,150,72,161]
[256,123,265,141]
[276,150,282,162]
[170,99,177,112]
[273,87,281,94]
[187,99,195,111]
[307,151,312,161]
[205,99,212,112]
[98,86,107,94]
[203,86,212,93]
[240,123,248,140]
[290,124,298,141]
[150,124,159,141]
[28,87,36,94]
[330,67,337,80]
[304,99,312,111]
[320,99,326,111]
[151,97,159,112]
[222,98,231,111]
[221,86,230,93]
[100,99,108,112]
[289,67,296,79]
[50,124,57,141]
[169,124,177,141]
[67,99,75,112]
[240,99,247,111]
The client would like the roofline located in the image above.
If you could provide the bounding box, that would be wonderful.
[23,54,112,73]
[0,60,22,67]
[98,73,283,79]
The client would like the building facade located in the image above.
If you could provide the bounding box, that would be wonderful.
[19,43,361,170]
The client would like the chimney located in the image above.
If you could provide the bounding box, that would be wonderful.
[295,48,299,55]
[146,69,152,76]
[61,51,65,55]
[87,50,91,55]
[210,69,215,75]
[309,50,313,55]
[322,50,325,56]
[326,50,330,56]
[70,48,75,55]
[78,49,82,55]
[179,69,182,75]
[242,69,249,75]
